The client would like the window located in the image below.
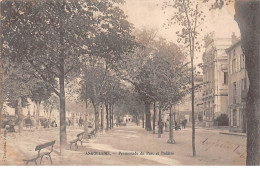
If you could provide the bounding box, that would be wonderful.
[233,82,237,104]
[240,54,245,69]
[237,110,240,127]
[232,59,236,73]
[233,109,237,126]
[224,72,228,85]
[237,55,240,71]
[241,78,247,91]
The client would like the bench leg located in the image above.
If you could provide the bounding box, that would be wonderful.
[40,156,43,165]
[48,154,53,165]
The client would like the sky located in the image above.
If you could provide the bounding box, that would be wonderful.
[121,0,241,66]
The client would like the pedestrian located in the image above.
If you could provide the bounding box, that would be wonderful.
[51,120,57,127]
[165,119,169,132]
[181,120,184,129]
[79,117,83,127]
[183,119,187,129]
[161,121,164,134]
[43,118,49,128]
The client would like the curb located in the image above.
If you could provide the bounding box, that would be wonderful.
[219,132,247,137]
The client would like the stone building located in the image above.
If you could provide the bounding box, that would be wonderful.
[226,39,248,133]
[201,33,232,127]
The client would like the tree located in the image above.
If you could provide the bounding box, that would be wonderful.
[30,83,53,128]
[79,61,106,132]
[43,94,59,120]
[3,59,38,132]
[116,29,188,134]
[1,0,98,152]
[149,38,188,139]
[195,0,260,165]
[116,28,158,131]
[0,59,4,131]
[233,0,260,166]
[163,0,205,157]
[163,0,260,164]
[0,58,4,116]
[1,0,133,152]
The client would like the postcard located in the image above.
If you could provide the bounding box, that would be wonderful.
[0,0,259,166]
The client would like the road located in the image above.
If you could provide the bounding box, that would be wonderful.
[0,123,246,165]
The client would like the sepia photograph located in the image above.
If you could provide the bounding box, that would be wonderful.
[0,0,259,166]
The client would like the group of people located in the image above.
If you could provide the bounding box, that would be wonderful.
[159,119,188,132]
[41,118,57,128]
[67,117,84,127]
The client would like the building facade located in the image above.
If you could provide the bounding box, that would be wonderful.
[226,40,248,133]
[202,34,232,127]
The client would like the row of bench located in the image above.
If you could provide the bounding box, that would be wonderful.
[69,130,96,150]
[23,130,97,165]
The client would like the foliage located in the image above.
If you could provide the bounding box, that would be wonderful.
[215,114,229,126]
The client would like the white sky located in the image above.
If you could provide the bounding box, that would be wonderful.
[121,0,241,67]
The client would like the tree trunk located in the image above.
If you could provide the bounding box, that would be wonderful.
[144,101,152,131]
[84,100,88,139]
[101,104,104,132]
[59,74,67,153]
[235,1,260,165]
[0,58,5,116]
[105,102,109,129]
[142,113,144,128]
[158,105,162,138]
[168,105,175,144]
[191,48,196,157]
[17,97,23,133]
[191,44,196,157]
[93,103,99,132]
[15,106,18,117]
[35,102,41,129]
[173,106,176,124]
[109,103,112,129]
[111,105,114,128]
[153,100,156,134]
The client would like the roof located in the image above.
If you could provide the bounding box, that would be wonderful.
[226,40,241,53]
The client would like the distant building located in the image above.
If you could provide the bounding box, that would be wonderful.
[226,38,248,133]
[201,33,232,127]
[176,75,204,123]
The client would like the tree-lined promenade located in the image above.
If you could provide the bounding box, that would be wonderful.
[0,0,259,165]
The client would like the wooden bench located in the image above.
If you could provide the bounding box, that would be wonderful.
[25,123,32,129]
[87,130,96,139]
[23,140,56,165]
[69,132,85,150]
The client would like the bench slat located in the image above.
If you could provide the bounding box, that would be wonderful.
[77,132,85,137]
[35,140,56,151]
[69,139,78,143]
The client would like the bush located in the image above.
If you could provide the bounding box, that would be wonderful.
[216,114,229,126]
